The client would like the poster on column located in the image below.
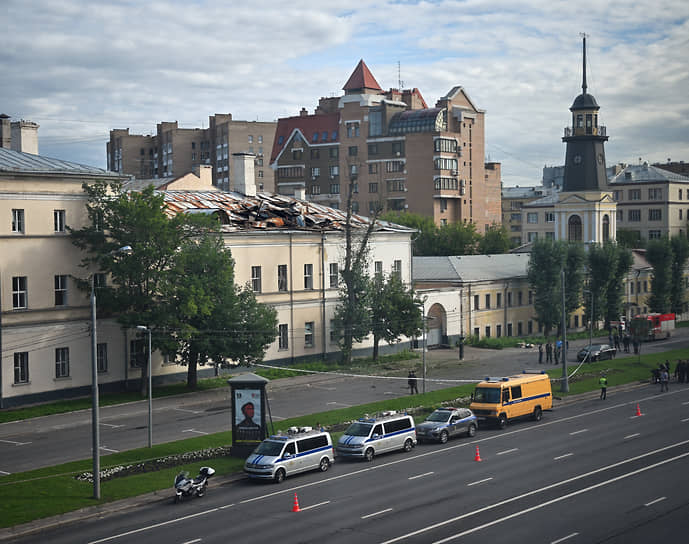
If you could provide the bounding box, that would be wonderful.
[234,389,262,442]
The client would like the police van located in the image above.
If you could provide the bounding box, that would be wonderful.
[469,371,552,428]
[244,427,334,483]
[336,411,416,461]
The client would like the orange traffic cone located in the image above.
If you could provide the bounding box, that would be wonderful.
[635,403,643,417]
[474,445,482,462]
[292,492,301,512]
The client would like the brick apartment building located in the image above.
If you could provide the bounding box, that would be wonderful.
[270,60,501,230]
[107,114,276,192]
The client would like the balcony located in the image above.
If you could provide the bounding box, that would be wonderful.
[563,125,607,138]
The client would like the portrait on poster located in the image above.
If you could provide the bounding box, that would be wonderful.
[234,389,262,441]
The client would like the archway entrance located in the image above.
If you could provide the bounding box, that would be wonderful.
[426,303,447,347]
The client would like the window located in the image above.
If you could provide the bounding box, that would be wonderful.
[346,122,360,138]
[374,261,383,276]
[97,343,108,373]
[507,292,512,307]
[528,232,538,242]
[680,189,683,200]
[329,183,340,194]
[12,276,27,309]
[12,209,24,233]
[485,326,491,338]
[54,209,66,232]
[648,209,662,221]
[278,265,288,292]
[368,182,378,193]
[496,324,502,338]
[130,339,146,368]
[368,163,378,174]
[628,189,641,201]
[474,295,479,310]
[617,210,624,221]
[94,273,107,289]
[329,147,338,159]
[329,319,338,343]
[248,135,254,144]
[278,324,288,350]
[348,146,358,157]
[312,132,319,143]
[648,188,662,200]
[527,213,538,224]
[648,230,662,239]
[485,294,491,309]
[613,190,620,201]
[392,141,404,156]
[14,352,29,384]
[392,260,402,279]
[329,263,338,288]
[680,209,683,221]
[54,275,68,306]
[434,138,458,153]
[304,264,313,290]
[368,143,378,155]
[258,135,263,144]
[352,201,359,213]
[517,322,523,336]
[528,290,533,305]
[568,215,582,241]
[628,209,641,222]
[507,323,513,336]
[528,320,533,334]
[434,157,458,171]
[304,322,314,348]
[311,167,320,179]
[440,199,447,212]
[518,291,523,305]
[545,212,555,223]
[386,161,404,173]
[292,149,302,160]
[329,165,339,177]
[311,185,321,195]
[496,293,502,308]
[251,266,262,293]
[350,164,358,178]
[55,347,70,378]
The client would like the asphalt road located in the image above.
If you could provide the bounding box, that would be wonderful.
[7,383,689,543]
[1,331,688,475]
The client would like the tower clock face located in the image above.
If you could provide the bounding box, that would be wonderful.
[573,154,582,165]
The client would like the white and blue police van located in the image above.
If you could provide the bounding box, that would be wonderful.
[336,411,416,461]
[244,427,334,483]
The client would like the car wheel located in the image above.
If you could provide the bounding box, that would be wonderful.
[467,424,476,437]
[274,468,286,484]
[532,407,542,421]
[439,431,449,444]
[498,414,507,429]
[403,438,414,452]
[319,457,330,472]
[364,448,374,462]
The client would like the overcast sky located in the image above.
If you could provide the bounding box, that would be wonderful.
[3,0,688,186]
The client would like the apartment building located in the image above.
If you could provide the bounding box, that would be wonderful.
[271,60,502,231]
[107,113,276,192]
[501,185,556,246]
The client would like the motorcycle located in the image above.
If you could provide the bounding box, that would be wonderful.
[173,466,215,503]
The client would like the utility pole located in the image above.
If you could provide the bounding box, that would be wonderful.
[561,268,569,393]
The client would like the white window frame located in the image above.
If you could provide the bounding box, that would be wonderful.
[329,263,338,289]
[278,324,289,350]
[97,343,108,373]
[12,276,27,309]
[304,263,313,290]
[54,209,66,232]
[14,352,29,384]
[55,347,70,378]
[12,208,24,233]
[251,266,262,293]
[304,322,314,348]
[54,275,68,306]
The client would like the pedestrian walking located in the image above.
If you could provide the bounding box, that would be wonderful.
[546,342,553,364]
[614,334,620,351]
[660,368,669,392]
[408,370,419,394]
[599,374,608,400]
[623,335,630,353]
[554,345,560,365]
[679,360,687,383]
[538,343,543,364]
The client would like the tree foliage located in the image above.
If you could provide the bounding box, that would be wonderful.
[645,238,673,313]
[477,223,513,254]
[670,236,689,315]
[586,242,633,330]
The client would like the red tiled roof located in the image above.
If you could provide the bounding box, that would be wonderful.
[343,59,382,93]
[269,112,340,164]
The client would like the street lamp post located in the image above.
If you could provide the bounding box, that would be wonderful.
[136,325,153,448]
[560,268,569,393]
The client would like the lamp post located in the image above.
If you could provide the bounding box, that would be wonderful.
[90,245,132,500]
[136,325,153,448]
[583,287,594,348]
[421,296,428,394]
[560,268,569,393]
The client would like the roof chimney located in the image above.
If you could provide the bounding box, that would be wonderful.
[300,107,308,117]
[232,153,256,196]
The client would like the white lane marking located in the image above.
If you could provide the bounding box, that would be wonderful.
[0,470,11,475]
[551,533,579,544]
[569,429,588,435]
[218,503,234,509]
[681,417,689,423]
[87,507,219,543]
[327,401,352,407]
[644,496,666,507]
[270,415,286,420]
[554,453,573,460]
[299,500,330,511]
[408,471,434,480]
[384,391,395,395]
[182,539,202,544]
[682,401,689,405]
[174,408,202,414]
[181,429,208,435]
[496,448,518,456]
[467,478,493,487]
[427,452,689,544]
[100,423,124,428]
[379,441,689,544]
[624,433,640,440]
[0,439,31,446]
[362,508,393,519]
[100,446,119,453]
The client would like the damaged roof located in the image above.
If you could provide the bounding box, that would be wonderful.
[161,189,414,234]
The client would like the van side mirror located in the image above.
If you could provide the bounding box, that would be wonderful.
[283,453,292,459]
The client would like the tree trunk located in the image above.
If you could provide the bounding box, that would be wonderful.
[139,360,148,398]
[372,334,380,361]
[187,352,199,390]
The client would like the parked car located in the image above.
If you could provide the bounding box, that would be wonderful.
[577,343,616,362]
[416,407,477,443]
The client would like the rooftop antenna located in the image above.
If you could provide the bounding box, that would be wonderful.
[397,61,404,90]
[580,32,588,94]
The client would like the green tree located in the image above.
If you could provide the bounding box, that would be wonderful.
[435,221,479,256]
[586,242,632,330]
[380,211,438,256]
[645,238,673,313]
[368,274,423,360]
[477,223,512,254]
[670,236,689,315]
[616,229,642,249]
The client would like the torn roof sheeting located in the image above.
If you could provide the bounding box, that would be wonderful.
[159,190,414,233]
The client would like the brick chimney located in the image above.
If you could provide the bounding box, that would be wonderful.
[232,153,256,196]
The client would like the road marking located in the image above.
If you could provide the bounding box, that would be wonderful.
[569,429,588,435]
[182,429,208,435]
[174,408,202,414]
[0,470,11,475]
[100,423,124,428]
[219,503,234,509]
[100,446,119,453]
[467,477,493,487]
[496,448,518,456]
[682,401,689,405]
[362,508,393,519]
[551,533,579,544]
[182,539,202,544]
[681,417,689,423]
[87,507,219,543]
[0,439,31,446]
[644,496,666,507]
[408,471,434,480]
[299,500,330,511]
[624,433,640,440]
[327,401,352,407]
[384,391,395,395]
[554,453,573,460]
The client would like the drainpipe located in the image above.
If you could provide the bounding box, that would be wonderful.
[289,232,295,364]
[503,281,508,336]
[320,232,327,359]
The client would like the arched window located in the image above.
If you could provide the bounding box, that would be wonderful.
[568,215,582,242]
[602,214,610,242]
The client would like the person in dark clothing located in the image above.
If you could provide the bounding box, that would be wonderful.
[538,344,543,364]
[546,342,553,364]
[408,370,419,394]
[623,335,630,353]
[614,334,620,351]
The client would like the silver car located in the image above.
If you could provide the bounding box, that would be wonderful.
[416,407,477,444]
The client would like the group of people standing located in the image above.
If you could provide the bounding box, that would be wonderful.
[651,359,688,392]
[538,341,563,365]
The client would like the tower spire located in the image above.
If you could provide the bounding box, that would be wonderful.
[581,32,588,95]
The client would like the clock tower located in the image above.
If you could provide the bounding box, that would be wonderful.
[554,35,616,243]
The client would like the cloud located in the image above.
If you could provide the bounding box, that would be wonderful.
[2,0,687,182]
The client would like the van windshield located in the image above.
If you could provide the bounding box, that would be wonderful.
[253,440,284,456]
[345,422,373,436]
[473,387,501,403]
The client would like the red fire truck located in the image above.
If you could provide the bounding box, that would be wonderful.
[630,313,675,341]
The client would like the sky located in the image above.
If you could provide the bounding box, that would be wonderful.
[3,0,688,186]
